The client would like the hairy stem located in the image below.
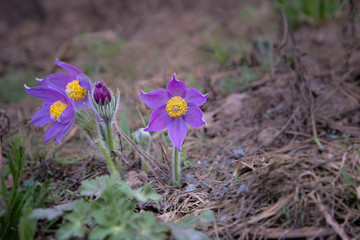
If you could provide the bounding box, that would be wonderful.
[97,141,116,175]
[172,147,181,187]
[106,124,114,152]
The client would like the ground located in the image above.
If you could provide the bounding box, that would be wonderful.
[1,0,360,239]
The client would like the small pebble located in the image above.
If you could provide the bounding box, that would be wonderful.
[236,184,247,194]
[185,174,195,179]
[185,184,196,191]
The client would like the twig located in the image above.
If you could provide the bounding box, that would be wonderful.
[113,122,169,177]
[260,106,300,148]
[310,192,350,240]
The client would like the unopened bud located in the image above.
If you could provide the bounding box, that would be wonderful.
[94,81,111,105]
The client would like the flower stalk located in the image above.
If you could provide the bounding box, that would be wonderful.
[172,147,181,187]
[97,140,117,175]
[106,125,115,152]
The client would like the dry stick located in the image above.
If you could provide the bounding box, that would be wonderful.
[260,106,300,148]
[253,227,334,239]
[113,122,169,177]
[310,193,350,240]
[271,6,289,78]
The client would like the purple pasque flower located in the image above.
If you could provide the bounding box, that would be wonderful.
[140,73,207,151]
[93,80,112,105]
[24,84,75,144]
[36,59,92,110]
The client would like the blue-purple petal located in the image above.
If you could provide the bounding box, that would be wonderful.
[167,117,187,151]
[37,73,74,89]
[185,88,208,106]
[55,58,83,76]
[56,120,74,144]
[144,107,173,132]
[140,89,169,109]
[31,102,53,126]
[183,104,206,127]
[57,103,75,124]
[78,75,92,91]
[166,73,187,98]
[44,122,63,144]
[25,85,67,103]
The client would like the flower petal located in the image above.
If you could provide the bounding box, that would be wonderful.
[183,104,206,127]
[44,122,63,144]
[57,103,75,124]
[144,107,173,132]
[78,75,92,91]
[166,73,187,98]
[24,85,67,103]
[31,102,53,126]
[140,89,169,109]
[185,88,208,106]
[55,59,83,76]
[56,120,74,144]
[167,117,187,151]
[36,73,73,90]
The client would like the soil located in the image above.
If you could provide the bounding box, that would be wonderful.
[1,0,360,239]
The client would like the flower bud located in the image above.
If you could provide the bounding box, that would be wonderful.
[94,81,111,105]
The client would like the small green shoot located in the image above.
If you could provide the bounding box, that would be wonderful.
[313,136,323,149]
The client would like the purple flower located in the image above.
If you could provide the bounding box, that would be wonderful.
[140,73,207,151]
[24,85,75,144]
[36,59,92,110]
[93,81,112,105]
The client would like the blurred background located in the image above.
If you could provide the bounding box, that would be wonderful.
[0,0,348,143]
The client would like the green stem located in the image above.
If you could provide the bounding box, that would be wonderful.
[97,141,116,174]
[106,124,115,152]
[113,155,125,179]
[142,157,149,173]
[171,147,181,187]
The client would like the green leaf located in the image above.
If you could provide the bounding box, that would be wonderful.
[80,173,123,197]
[56,222,87,240]
[89,225,133,240]
[30,202,75,221]
[313,136,323,149]
[169,224,211,240]
[339,168,353,186]
[18,208,37,240]
[175,210,215,229]
[133,184,161,202]
[134,212,169,240]
[120,107,130,137]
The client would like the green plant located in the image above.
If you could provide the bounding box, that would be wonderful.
[0,136,52,240]
[220,67,259,94]
[53,173,168,240]
[274,0,340,28]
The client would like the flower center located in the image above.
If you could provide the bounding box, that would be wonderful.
[65,80,87,101]
[166,96,187,118]
[50,100,67,120]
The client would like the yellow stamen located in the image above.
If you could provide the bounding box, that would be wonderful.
[65,80,87,101]
[166,96,187,118]
[50,100,67,120]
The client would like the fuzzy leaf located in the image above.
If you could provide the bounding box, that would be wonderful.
[30,202,75,221]
[56,222,87,240]
[169,225,210,240]
[133,184,161,202]
[175,210,215,229]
